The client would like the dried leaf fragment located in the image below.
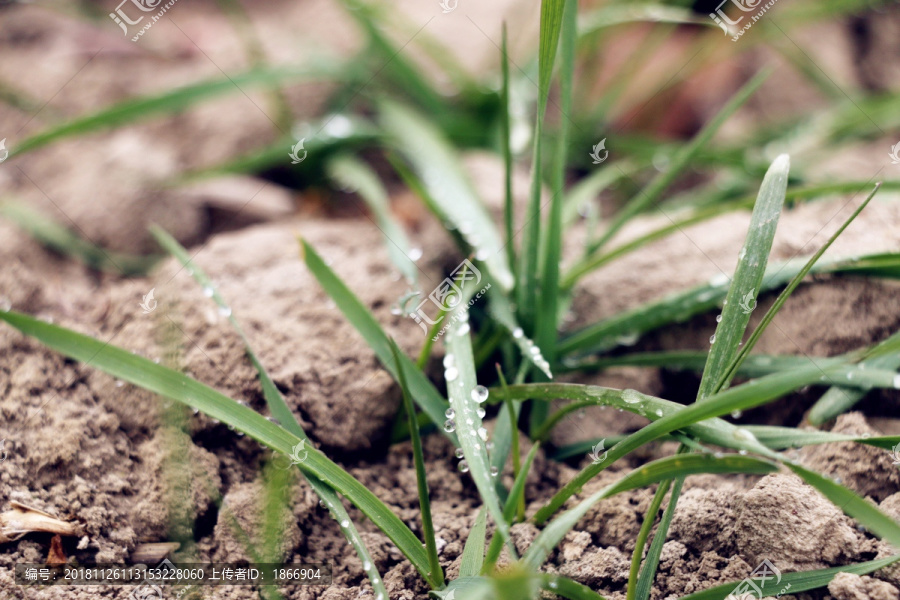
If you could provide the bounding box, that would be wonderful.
[0,502,81,543]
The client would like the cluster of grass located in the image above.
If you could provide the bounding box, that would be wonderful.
[2,0,900,599]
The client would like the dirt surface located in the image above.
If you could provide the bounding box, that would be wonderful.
[2,1,900,600]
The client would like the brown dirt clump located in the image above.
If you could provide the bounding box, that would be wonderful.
[733,474,862,571]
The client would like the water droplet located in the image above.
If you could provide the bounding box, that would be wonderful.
[443,354,455,368]
[218,306,232,318]
[622,389,641,405]
[341,520,350,528]
[445,408,455,419]
[445,367,459,382]
[443,420,456,433]
[549,579,559,590]
[115,380,125,388]
[739,449,748,455]
[363,561,372,571]
[471,385,489,403]
[616,332,639,346]
[733,428,756,443]
[319,499,326,508]
[476,408,486,419]
[408,247,423,262]
[716,314,723,323]
[485,441,494,451]
[456,323,471,336]
[193,408,200,415]
[490,466,499,477]
[0,298,11,311]
[530,346,541,355]
[475,249,489,261]
[512,327,524,339]
[847,371,854,380]
[454,448,464,459]
[477,427,488,441]
[203,286,214,298]
[710,273,729,287]
[654,409,663,417]
[458,460,469,473]
[731,409,743,419]
[709,334,716,344]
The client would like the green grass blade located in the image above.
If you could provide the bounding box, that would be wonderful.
[635,476,685,600]
[501,24,515,273]
[786,463,900,547]
[0,309,434,584]
[379,101,513,290]
[537,0,576,359]
[460,508,487,578]
[528,365,844,523]
[808,350,900,424]
[626,477,671,600]
[557,252,899,357]
[444,313,515,558]
[503,442,540,524]
[578,4,712,35]
[516,0,567,327]
[697,154,790,400]
[340,0,444,115]
[744,427,900,451]
[538,574,608,600]
[150,225,390,598]
[497,365,524,522]
[391,340,444,587]
[488,290,553,379]
[588,69,770,254]
[2,202,161,276]
[562,161,638,227]
[10,64,335,158]
[300,239,454,444]
[149,226,297,433]
[678,554,900,600]
[524,455,778,567]
[497,382,770,458]
[326,155,418,285]
[716,183,881,394]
